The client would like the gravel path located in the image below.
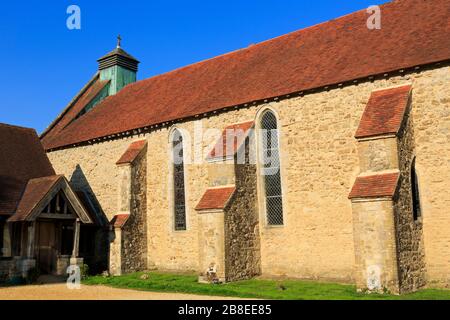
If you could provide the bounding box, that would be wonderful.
[0,284,245,300]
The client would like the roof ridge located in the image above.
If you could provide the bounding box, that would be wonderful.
[0,123,35,132]
[357,169,400,177]
[40,72,100,138]
[225,120,255,128]
[205,185,236,190]
[371,83,412,93]
[28,174,64,182]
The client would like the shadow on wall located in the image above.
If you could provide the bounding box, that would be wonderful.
[69,165,109,226]
[69,165,111,275]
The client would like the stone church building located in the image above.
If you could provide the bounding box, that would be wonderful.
[15,0,449,293]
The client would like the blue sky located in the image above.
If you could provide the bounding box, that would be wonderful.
[0,0,389,133]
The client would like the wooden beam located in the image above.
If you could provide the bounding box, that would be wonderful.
[61,183,92,224]
[27,222,35,258]
[39,213,76,220]
[72,219,80,258]
[56,193,60,213]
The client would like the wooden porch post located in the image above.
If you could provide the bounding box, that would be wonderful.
[2,223,12,257]
[72,219,80,258]
[26,222,35,258]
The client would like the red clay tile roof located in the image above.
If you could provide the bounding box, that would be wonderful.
[207,121,254,160]
[195,186,236,211]
[110,214,129,228]
[43,0,450,150]
[116,140,147,165]
[8,175,63,222]
[349,172,400,199]
[41,76,110,147]
[355,85,412,139]
[0,124,55,216]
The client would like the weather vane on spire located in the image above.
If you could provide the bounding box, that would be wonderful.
[117,34,122,48]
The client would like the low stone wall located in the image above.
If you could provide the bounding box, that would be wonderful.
[56,256,71,276]
[0,259,17,282]
[0,257,36,282]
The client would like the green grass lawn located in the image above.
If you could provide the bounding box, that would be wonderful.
[84,271,450,300]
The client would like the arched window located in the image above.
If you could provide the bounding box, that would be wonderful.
[411,158,421,221]
[172,129,187,230]
[260,110,284,226]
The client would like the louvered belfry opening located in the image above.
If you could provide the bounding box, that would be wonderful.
[97,47,140,72]
[260,111,284,226]
[172,129,187,231]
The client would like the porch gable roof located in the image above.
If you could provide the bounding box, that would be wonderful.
[8,175,93,224]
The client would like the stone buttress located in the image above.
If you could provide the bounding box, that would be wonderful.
[349,85,426,294]
[195,121,261,283]
[110,140,148,275]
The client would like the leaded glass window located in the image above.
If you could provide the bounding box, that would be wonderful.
[172,129,187,230]
[260,111,284,226]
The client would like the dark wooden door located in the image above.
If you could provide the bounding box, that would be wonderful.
[38,222,56,274]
